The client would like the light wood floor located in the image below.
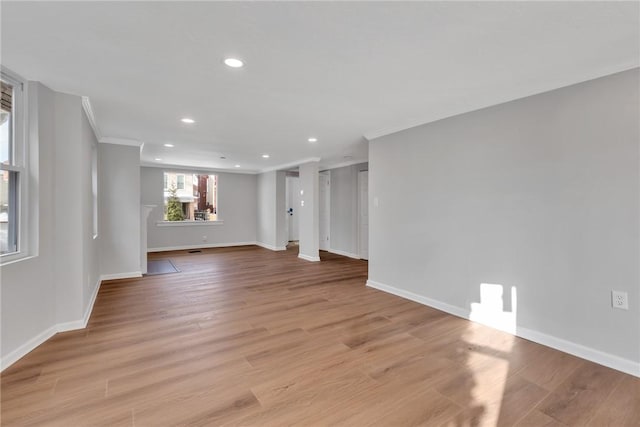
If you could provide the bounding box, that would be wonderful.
[1,245,638,426]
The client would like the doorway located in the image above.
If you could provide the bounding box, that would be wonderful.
[358,170,368,260]
[285,174,300,242]
[319,172,330,251]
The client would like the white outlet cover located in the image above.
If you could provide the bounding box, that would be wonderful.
[611,290,629,310]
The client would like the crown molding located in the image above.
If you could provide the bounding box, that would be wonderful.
[99,136,144,148]
[81,96,102,141]
[259,157,321,174]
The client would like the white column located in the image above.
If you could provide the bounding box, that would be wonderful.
[298,161,320,261]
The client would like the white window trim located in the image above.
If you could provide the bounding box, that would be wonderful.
[162,171,218,224]
[156,220,224,227]
[1,68,30,264]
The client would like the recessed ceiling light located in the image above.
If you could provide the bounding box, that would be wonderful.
[164,143,174,148]
[234,164,241,168]
[181,118,195,124]
[224,58,244,68]
[308,137,318,143]
[155,158,162,161]
[262,154,270,159]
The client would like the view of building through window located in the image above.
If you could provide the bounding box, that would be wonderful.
[1,78,17,254]
[163,172,217,221]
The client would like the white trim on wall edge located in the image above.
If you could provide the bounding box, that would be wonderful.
[298,253,321,262]
[82,277,102,326]
[148,241,258,253]
[366,279,640,378]
[327,248,360,260]
[100,271,143,281]
[1,277,104,372]
[256,242,287,251]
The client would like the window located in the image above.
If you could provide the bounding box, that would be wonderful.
[163,172,217,221]
[1,71,25,258]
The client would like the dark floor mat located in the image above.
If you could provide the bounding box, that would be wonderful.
[146,259,180,275]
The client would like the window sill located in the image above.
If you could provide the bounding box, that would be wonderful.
[1,252,36,266]
[156,220,224,227]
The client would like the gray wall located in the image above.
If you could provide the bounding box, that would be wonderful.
[328,162,368,257]
[257,171,277,248]
[369,69,640,368]
[141,167,257,250]
[298,161,320,260]
[2,83,102,366]
[1,82,56,363]
[256,170,287,250]
[80,97,101,312]
[99,144,141,276]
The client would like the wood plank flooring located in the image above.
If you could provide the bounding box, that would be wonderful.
[1,245,638,426]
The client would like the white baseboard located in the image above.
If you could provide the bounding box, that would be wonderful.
[0,326,58,372]
[367,280,469,319]
[328,248,361,259]
[256,242,287,251]
[298,253,321,262]
[100,271,143,281]
[1,277,104,372]
[515,326,640,378]
[148,241,257,252]
[366,279,640,378]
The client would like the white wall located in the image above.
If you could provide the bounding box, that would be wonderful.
[369,69,640,375]
[327,162,368,258]
[99,144,141,277]
[142,167,257,250]
[1,82,102,368]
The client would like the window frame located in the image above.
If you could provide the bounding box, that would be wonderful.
[160,170,220,225]
[0,68,29,263]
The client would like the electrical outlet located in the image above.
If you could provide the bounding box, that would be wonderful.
[611,290,629,310]
[202,236,207,242]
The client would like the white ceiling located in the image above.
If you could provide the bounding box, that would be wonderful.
[2,1,639,173]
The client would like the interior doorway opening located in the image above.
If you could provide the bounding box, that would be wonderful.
[319,171,330,251]
[285,172,300,244]
[358,170,369,260]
